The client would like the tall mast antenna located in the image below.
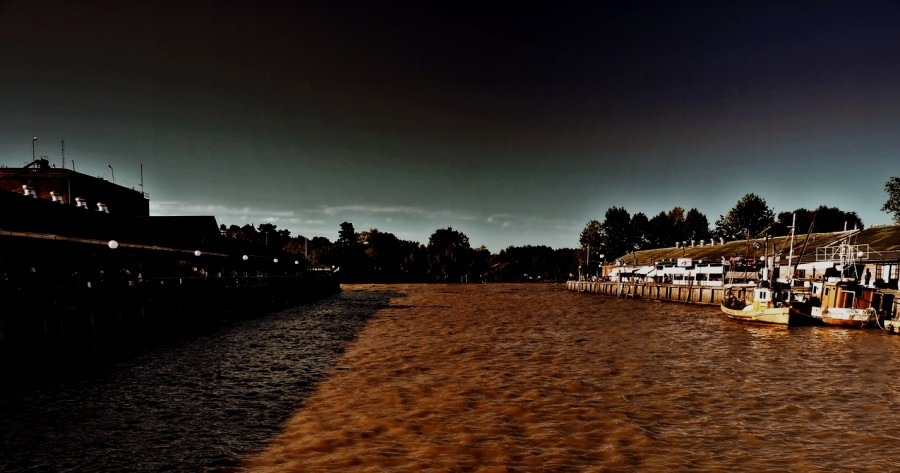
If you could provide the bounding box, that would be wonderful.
[61,138,65,169]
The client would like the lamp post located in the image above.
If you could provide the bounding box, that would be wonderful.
[32,136,37,162]
[108,164,115,183]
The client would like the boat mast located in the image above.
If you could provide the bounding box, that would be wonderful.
[787,213,796,284]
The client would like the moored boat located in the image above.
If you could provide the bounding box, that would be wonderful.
[721,284,802,326]
[795,279,878,328]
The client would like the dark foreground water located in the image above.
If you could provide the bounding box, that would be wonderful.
[0,290,390,472]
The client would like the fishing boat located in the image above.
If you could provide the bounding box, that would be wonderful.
[791,235,879,328]
[798,279,877,328]
[721,284,801,326]
[720,213,807,326]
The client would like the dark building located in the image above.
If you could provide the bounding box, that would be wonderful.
[0,157,290,278]
[1,158,335,350]
[0,158,149,217]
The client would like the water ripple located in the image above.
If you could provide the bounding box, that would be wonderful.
[0,289,394,472]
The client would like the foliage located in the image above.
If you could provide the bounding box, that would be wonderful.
[666,207,686,245]
[770,206,864,236]
[684,208,712,243]
[883,177,900,224]
[360,229,425,282]
[427,227,473,282]
[601,206,633,261]
[305,236,333,268]
[714,193,775,241]
[471,246,492,283]
[578,219,604,264]
[491,245,576,282]
[646,211,671,248]
[631,212,650,250]
[322,222,369,281]
[337,221,360,246]
[218,221,579,283]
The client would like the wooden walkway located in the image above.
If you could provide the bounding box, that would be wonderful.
[566,280,728,305]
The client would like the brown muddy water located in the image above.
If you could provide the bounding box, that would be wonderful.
[4,283,900,472]
[241,283,900,472]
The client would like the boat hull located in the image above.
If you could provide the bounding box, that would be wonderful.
[720,304,796,326]
[816,308,876,328]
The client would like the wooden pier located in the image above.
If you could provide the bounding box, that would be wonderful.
[566,280,729,305]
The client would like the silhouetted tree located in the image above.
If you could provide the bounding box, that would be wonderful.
[684,208,712,243]
[601,207,633,261]
[883,177,900,224]
[257,223,288,248]
[771,206,864,236]
[553,248,580,281]
[306,236,333,268]
[631,212,650,250]
[646,211,670,248]
[427,227,472,282]
[470,245,492,282]
[490,245,578,282]
[578,219,604,265]
[237,224,258,241]
[403,243,430,281]
[324,222,368,281]
[714,194,775,241]
[360,228,422,281]
[667,206,687,245]
[337,221,360,246]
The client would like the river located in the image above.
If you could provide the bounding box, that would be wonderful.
[3,284,900,472]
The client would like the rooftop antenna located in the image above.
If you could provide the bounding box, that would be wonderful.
[140,163,144,195]
[61,138,65,169]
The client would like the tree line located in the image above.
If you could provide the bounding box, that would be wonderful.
[579,193,872,264]
[219,176,900,282]
[218,222,579,283]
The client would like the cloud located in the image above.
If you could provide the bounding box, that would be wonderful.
[316,205,478,222]
[486,213,578,231]
[150,201,297,218]
[317,205,426,216]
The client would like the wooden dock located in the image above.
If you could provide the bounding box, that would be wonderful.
[566,280,728,305]
[568,281,900,329]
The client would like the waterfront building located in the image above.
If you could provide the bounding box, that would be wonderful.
[0,157,149,216]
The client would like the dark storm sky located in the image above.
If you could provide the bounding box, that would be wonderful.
[3,1,899,251]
